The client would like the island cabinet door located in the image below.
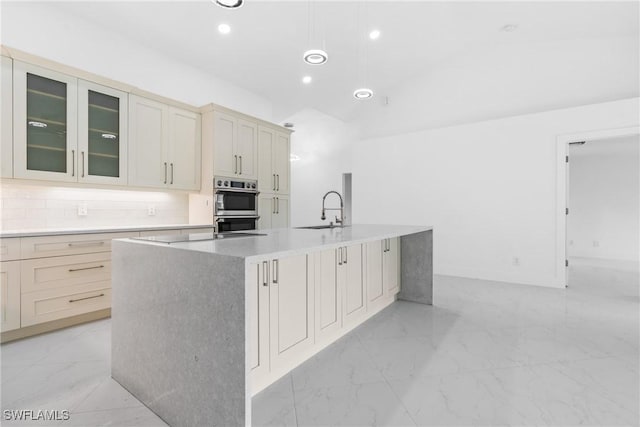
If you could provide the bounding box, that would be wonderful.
[314,248,342,344]
[343,244,366,328]
[269,254,314,374]
[384,237,401,295]
[366,240,386,312]
[248,262,270,388]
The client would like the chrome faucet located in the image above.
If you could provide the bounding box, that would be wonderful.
[321,191,344,226]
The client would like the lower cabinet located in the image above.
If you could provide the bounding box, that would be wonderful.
[1,261,21,332]
[249,262,270,386]
[314,248,342,343]
[342,244,366,328]
[366,237,400,312]
[268,254,314,373]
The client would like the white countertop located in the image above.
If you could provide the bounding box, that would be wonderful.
[0,223,214,239]
[120,224,432,262]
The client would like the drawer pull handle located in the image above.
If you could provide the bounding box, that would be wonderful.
[68,241,105,248]
[69,293,105,303]
[69,265,105,272]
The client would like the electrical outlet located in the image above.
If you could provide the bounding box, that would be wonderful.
[513,257,520,266]
[78,203,88,216]
[148,205,156,216]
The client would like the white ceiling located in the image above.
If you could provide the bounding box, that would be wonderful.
[52,0,638,126]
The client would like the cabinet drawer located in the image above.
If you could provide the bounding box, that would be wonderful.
[21,253,111,293]
[21,232,137,259]
[1,261,21,332]
[21,283,111,327]
[0,238,21,261]
[139,229,182,237]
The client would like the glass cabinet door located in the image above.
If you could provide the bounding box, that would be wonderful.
[13,61,77,182]
[78,80,128,185]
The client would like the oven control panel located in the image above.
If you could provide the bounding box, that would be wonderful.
[214,176,257,191]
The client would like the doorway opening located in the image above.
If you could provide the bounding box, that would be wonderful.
[559,128,639,294]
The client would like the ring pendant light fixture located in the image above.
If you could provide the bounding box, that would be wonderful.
[303,0,328,65]
[214,0,243,9]
[353,0,373,100]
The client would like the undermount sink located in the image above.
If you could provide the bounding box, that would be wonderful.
[296,225,345,230]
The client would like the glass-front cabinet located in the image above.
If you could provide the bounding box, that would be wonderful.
[13,61,127,184]
[78,80,127,185]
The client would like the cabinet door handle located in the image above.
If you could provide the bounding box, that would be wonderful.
[239,156,242,175]
[273,174,276,191]
[164,162,168,184]
[71,150,75,177]
[276,174,280,191]
[69,265,105,272]
[344,246,348,264]
[81,151,85,178]
[69,293,105,303]
[272,260,278,284]
[338,247,343,266]
[234,155,238,174]
[170,163,174,185]
[68,241,105,248]
[272,197,276,214]
[262,261,269,286]
[276,197,279,214]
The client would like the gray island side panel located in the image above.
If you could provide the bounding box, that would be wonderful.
[111,240,247,427]
[399,230,433,304]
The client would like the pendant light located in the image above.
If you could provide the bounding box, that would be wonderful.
[303,1,328,65]
[214,0,243,9]
[353,1,373,100]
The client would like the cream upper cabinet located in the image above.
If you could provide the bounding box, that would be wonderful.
[1,56,13,178]
[13,61,78,182]
[128,95,200,190]
[212,111,257,179]
[1,261,21,332]
[77,80,128,185]
[274,131,290,194]
[258,126,290,195]
[13,62,129,185]
[269,254,314,373]
[168,107,201,190]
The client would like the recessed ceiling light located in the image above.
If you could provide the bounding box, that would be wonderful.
[218,23,231,34]
[369,30,381,40]
[303,49,328,65]
[214,0,243,9]
[353,88,373,100]
[500,24,518,32]
[302,76,312,84]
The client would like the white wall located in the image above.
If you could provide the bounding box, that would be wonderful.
[287,109,356,227]
[352,98,640,288]
[568,136,639,261]
[0,182,188,231]
[0,1,273,120]
[353,36,639,138]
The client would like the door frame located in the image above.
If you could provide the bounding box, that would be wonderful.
[555,125,639,287]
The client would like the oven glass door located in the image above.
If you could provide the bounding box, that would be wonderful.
[215,191,257,216]
[217,217,257,232]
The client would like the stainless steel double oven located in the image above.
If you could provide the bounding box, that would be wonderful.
[213,176,259,232]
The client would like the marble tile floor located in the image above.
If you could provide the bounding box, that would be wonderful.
[1,258,638,426]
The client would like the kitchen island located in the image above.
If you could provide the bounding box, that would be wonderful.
[111,225,433,427]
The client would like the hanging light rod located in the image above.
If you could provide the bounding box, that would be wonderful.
[214,0,243,9]
[303,49,328,65]
[353,88,373,100]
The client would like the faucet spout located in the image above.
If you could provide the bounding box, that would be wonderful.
[321,191,344,225]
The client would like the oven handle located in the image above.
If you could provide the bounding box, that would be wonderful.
[213,188,260,194]
[215,216,260,222]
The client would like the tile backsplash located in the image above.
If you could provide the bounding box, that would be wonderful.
[0,182,189,230]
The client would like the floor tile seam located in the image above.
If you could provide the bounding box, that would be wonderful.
[291,376,392,394]
[378,372,418,427]
[289,374,300,427]
[69,402,145,416]
[67,377,111,413]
